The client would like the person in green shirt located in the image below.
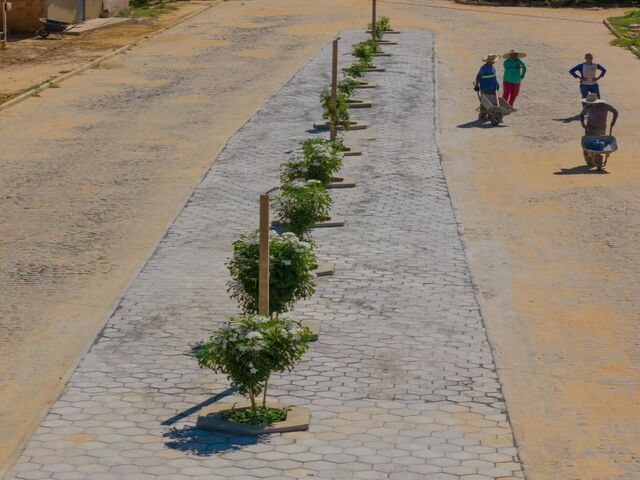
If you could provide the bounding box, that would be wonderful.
[502,50,527,106]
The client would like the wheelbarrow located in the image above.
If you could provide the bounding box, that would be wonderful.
[476,89,515,126]
[581,126,618,171]
[37,18,74,38]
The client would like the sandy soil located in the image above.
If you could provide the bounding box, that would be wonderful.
[0,1,373,473]
[0,0,211,103]
[424,4,640,479]
[1,0,638,478]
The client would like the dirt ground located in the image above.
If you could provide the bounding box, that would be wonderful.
[1,0,639,478]
[424,4,640,479]
[0,0,211,103]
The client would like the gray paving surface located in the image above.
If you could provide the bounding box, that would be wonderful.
[5,31,524,480]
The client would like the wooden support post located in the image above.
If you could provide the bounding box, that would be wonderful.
[1,0,8,50]
[258,194,270,316]
[330,38,338,142]
[371,0,377,42]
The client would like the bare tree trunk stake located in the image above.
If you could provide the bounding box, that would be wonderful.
[330,38,339,141]
[258,194,270,316]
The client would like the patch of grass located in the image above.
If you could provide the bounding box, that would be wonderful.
[120,2,177,18]
[0,93,16,104]
[220,406,288,426]
[608,9,640,55]
[609,8,640,29]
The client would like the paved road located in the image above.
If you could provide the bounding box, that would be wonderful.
[2,0,638,477]
[0,1,367,470]
[427,5,640,479]
[5,31,524,480]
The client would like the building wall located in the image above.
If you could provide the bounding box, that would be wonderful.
[8,0,123,32]
[84,0,101,20]
[7,0,45,32]
[102,0,127,16]
[44,0,79,23]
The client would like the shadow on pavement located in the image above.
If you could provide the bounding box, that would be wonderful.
[457,119,505,129]
[554,165,609,175]
[162,388,236,426]
[553,114,581,123]
[164,425,263,455]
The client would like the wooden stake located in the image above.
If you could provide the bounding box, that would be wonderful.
[258,194,270,316]
[371,0,377,42]
[1,0,8,50]
[330,38,338,142]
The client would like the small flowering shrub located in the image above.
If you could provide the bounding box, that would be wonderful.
[331,136,347,153]
[337,78,359,98]
[281,138,344,186]
[344,62,366,79]
[320,88,350,128]
[227,231,317,315]
[196,313,312,414]
[363,38,381,54]
[378,16,391,33]
[369,16,391,40]
[353,41,375,68]
[273,179,333,238]
[368,21,384,41]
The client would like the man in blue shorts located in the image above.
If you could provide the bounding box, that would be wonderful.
[569,53,607,99]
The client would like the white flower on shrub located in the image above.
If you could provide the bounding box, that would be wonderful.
[245,331,263,340]
[287,179,306,189]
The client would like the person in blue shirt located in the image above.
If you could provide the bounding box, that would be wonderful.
[474,54,500,120]
[569,53,606,99]
[474,54,500,94]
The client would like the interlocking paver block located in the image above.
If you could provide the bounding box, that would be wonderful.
[5,30,523,480]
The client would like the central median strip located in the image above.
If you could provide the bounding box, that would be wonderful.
[7,12,525,480]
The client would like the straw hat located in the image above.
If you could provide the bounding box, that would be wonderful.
[482,54,498,63]
[583,92,605,104]
[502,49,527,59]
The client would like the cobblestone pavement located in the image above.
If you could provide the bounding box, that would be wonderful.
[5,31,524,480]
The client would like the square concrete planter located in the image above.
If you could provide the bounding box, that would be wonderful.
[343,149,362,157]
[312,216,345,228]
[313,121,368,131]
[197,402,310,435]
[351,52,391,57]
[354,81,377,89]
[366,29,401,34]
[314,260,335,277]
[347,99,373,108]
[342,67,386,73]
[337,123,367,131]
[339,145,362,157]
[303,321,320,341]
[327,176,356,188]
